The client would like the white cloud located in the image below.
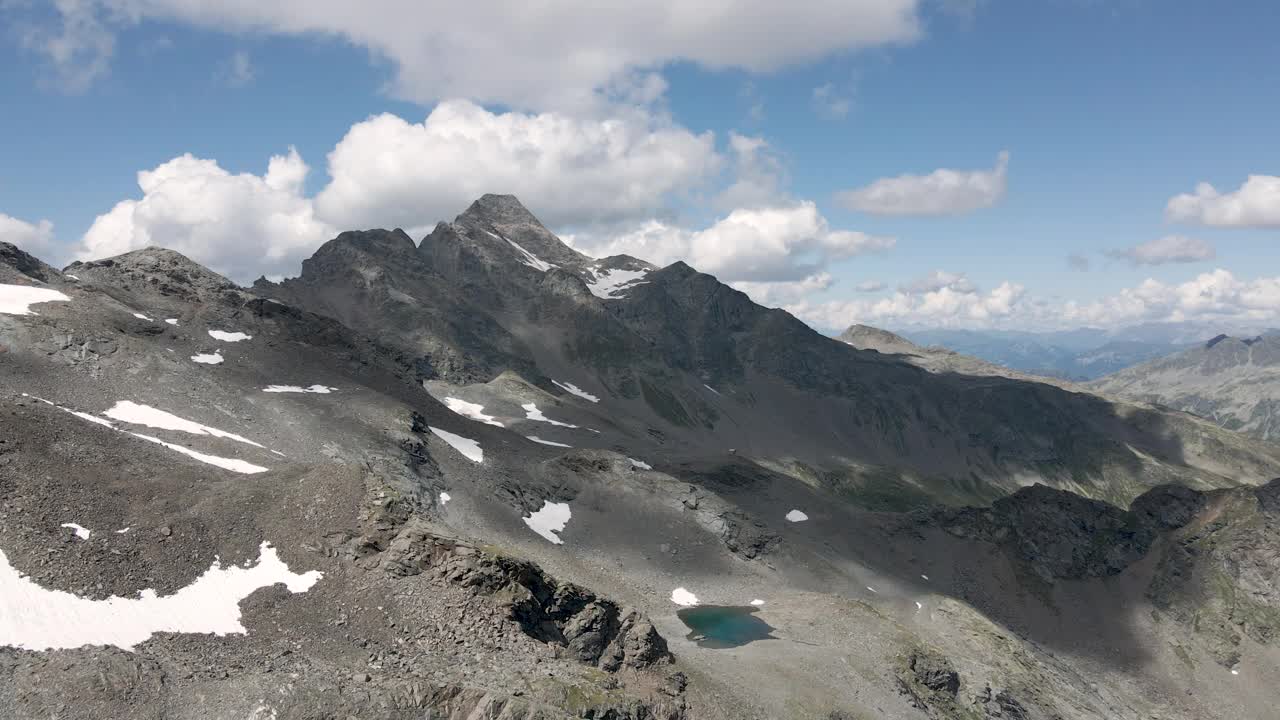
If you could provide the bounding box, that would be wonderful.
[27,0,923,109]
[733,272,834,307]
[1066,254,1091,272]
[1166,175,1280,228]
[1107,235,1215,266]
[855,280,887,292]
[900,270,975,294]
[713,133,787,210]
[836,151,1009,216]
[786,268,1280,333]
[73,147,335,281]
[314,100,721,231]
[573,202,894,285]
[17,0,115,93]
[1061,269,1280,329]
[786,277,1026,330]
[811,83,852,118]
[0,213,57,258]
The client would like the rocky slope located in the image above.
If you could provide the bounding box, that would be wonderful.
[1,195,1280,718]
[1090,334,1280,443]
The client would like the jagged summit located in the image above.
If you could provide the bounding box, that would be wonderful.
[63,246,243,306]
[458,193,545,227]
[0,241,61,283]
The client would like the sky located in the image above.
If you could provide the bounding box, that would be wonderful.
[1,0,1278,334]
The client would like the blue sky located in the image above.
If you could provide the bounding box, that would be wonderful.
[2,0,1278,332]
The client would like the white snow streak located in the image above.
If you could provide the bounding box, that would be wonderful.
[785,509,809,522]
[208,330,251,342]
[552,380,599,403]
[628,458,652,470]
[60,524,91,540]
[586,268,649,299]
[444,397,504,427]
[439,492,451,506]
[0,541,321,651]
[485,230,556,272]
[428,427,483,463]
[23,395,268,475]
[191,352,224,365]
[526,436,572,448]
[127,432,269,474]
[670,587,699,606]
[521,402,576,428]
[132,313,153,321]
[523,501,571,544]
[263,385,336,394]
[103,401,264,448]
[0,284,70,316]
[703,384,721,395]
[750,598,765,606]
[164,318,179,325]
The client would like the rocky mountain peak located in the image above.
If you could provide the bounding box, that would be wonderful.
[459,194,544,226]
[0,241,61,283]
[839,324,922,355]
[63,247,241,304]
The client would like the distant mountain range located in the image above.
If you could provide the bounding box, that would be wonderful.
[1090,333,1280,443]
[889,325,1274,380]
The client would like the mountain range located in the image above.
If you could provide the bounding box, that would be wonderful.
[2,195,1279,719]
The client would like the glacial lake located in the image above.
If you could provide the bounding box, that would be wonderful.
[677,605,777,649]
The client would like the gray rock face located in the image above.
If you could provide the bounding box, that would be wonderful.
[1090,334,1280,442]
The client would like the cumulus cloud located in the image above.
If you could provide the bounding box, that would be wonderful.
[732,272,834,307]
[73,147,335,281]
[1066,254,1091,272]
[572,202,895,285]
[0,213,58,258]
[23,0,923,109]
[315,100,720,232]
[1166,174,1280,228]
[855,280,887,292]
[785,268,1280,333]
[836,151,1009,216]
[786,277,1026,330]
[1107,235,1215,266]
[1062,269,1280,328]
[713,133,787,210]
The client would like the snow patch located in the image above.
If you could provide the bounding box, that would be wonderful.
[703,384,721,395]
[552,380,599,403]
[586,268,649,299]
[522,402,576,428]
[64,274,79,281]
[0,284,70,316]
[208,330,251,342]
[263,385,336,394]
[164,318,178,325]
[526,436,572,448]
[60,524,90,540]
[485,230,556,272]
[429,427,483,463]
[523,501,571,544]
[439,492,451,506]
[785,509,809,522]
[103,401,263,448]
[628,458,652,470]
[116,528,130,535]
[921,574,929,581]
[24,395,269,475]
[0,541,321,652]
[750,598,765,606]
[670,587,699,606]
[191,352,223,365]
[915,601,923,611]
[132,313,153,321]
[444,397,504,427]
[865,586,877,594]
[128,432,268,474]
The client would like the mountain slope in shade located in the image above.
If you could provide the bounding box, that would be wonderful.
[2,194,1280,719]
[1090,334,1280,442]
